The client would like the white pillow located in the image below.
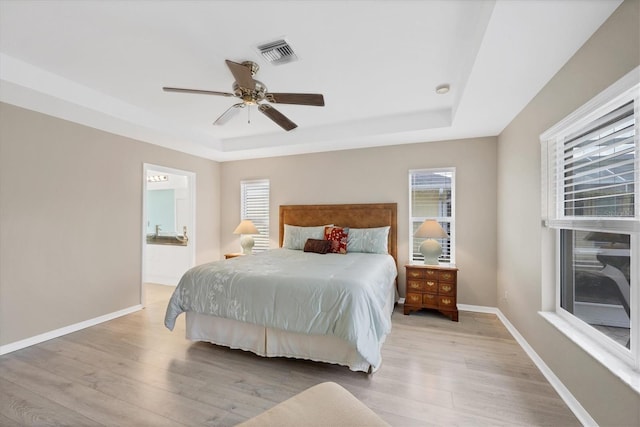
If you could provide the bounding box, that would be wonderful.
[347,226,390,254]
[283,224,333,250]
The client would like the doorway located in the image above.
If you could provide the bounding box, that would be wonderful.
[142,164,196,305]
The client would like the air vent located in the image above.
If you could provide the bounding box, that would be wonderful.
[256,39,298,65]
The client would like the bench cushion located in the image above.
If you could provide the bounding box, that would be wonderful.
[236,381,390,427]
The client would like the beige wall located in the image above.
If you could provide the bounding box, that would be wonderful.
[497,0,640,425]
[221,137,498,305]
[0,103,220,346]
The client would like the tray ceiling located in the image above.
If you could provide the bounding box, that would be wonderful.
[0,1,621,161]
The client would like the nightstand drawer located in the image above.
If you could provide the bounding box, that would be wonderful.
[407,279,425,292]
[439,270,456,282]
[422,293,438,308]
[438,282,455,295]
[425,269,438,279]
[424,280,438,292]
[438,296,456,309]
[406,268,426,279]
[405,293,422,305]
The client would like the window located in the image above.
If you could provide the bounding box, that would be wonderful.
[240,179,270,252]
[409,169,455,264]
[541,67,639,369]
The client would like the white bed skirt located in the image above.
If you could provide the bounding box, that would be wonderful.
[185,285,397,373]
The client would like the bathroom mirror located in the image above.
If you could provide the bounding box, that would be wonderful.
[146,170,189,245]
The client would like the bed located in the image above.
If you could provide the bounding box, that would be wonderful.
[164,203,398,372]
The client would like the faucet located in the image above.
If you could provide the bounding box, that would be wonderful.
[176,225,189,244]
[155,224,161,237]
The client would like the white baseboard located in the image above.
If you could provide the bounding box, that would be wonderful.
[144,274,180,286]
[0,304,143,356]
[458,304,597,427]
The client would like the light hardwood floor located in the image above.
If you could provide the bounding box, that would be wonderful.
[0,284,580,426]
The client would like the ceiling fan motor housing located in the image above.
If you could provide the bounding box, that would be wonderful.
[241,61,260,76]
[233,81,266,105]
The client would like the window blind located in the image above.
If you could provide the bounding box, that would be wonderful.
[240,179,270,252]
[542,78,640,234]
[562,101,635,218]
[409,169,455,263]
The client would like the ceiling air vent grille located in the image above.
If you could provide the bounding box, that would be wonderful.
[257,39,298,65]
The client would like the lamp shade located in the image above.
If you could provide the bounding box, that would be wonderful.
[414,220,448,265]
[413,220,448,239]
[233,220,259,235]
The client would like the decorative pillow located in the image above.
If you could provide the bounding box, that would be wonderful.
[324,226,349,254]
[347,226,390,254]
[283,224,333,250]
[303,238,331,254]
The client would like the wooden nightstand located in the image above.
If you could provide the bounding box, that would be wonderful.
[224,253,244,259]
[404,264,458,321]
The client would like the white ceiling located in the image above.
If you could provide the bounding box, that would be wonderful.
[0,0,621,161]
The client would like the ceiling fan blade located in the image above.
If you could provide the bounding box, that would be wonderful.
[213,103,245,125]
[225,60,256,90]
[266,93,325,106]
[258,104,297,131]
[163,87,235,97]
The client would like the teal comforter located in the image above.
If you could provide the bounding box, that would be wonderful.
[165,248,397,367]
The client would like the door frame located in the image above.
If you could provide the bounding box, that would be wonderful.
[141,163,196,306]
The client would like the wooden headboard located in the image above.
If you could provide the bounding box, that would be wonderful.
[279,203,397,265]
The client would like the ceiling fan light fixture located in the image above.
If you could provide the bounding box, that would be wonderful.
[436,84,450,94]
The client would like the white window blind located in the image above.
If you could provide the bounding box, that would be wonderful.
[542,71,640,234]
[562,101,635,219]
[240,179,270,252]
[409,169,455,264]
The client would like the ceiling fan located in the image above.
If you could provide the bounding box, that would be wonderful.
[163,60,325,131]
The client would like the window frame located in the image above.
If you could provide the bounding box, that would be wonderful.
[408,168,456,265]
[240,179,270,253]
[540,66,640,373]
[554,229,636,364]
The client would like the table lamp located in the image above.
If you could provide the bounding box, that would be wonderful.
[234,220,259,255]
[414,220,448,265]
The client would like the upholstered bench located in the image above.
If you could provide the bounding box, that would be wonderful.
[236,381,390,427]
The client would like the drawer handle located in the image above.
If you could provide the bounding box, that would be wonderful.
[441,298,452,305]
[408,271,421,278]
[442,273,452,280]
[441,285,452,292]
[426,281,436,288]
[409,295,420,303]
[426,270,437,276]
[409,282,421,290]
[424,294,435,300]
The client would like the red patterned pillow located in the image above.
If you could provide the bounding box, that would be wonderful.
[324,226,349,254]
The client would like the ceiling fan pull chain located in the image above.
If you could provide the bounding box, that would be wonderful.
[248,105,251,124]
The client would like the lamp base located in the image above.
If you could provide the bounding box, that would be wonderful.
[419,238,442,266]
[240,235,255,255]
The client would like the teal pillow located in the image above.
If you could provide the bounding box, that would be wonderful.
[347,226,390,254]
[283,224,332,250]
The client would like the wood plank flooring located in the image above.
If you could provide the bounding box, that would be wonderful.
[0,284,580,426]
